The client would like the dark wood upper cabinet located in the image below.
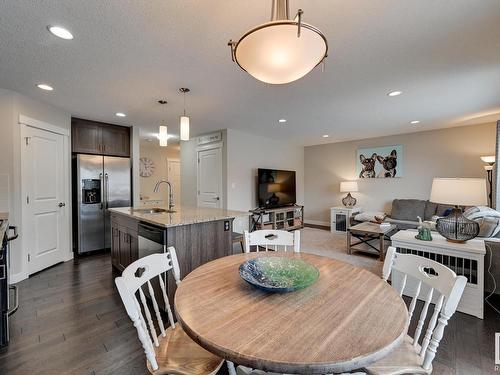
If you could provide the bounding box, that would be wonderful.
[72,118,101,154]
[100,124,130,157]
[72,117,130,157]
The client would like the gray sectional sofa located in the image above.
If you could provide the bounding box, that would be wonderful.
[385,199,456,230]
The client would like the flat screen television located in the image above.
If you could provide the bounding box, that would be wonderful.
[257,168,296,208]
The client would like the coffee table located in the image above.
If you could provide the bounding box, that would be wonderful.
[347,222,398,261]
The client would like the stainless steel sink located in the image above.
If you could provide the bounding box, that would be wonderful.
[133,208,175,214]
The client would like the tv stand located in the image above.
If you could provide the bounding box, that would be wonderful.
[249,205,304,232]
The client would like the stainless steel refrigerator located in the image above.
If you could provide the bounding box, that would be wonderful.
[76,154,131,254]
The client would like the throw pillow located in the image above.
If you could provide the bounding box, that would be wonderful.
[354,212,387,222]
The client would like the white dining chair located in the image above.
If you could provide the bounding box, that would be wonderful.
[364,246,467,375]
[115,248,236,375]
[243,229,300,253]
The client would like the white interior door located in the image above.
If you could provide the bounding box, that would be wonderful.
[22,125,67,274]
[167,159,181,207]
[197,146,222,208]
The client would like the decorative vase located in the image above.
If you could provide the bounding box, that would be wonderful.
[435,207,479,243]
[415,227,433,241]
[342,192,357,207]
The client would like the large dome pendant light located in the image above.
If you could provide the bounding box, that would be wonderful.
[179,88,190,141]
[158,100,168,147]
[228,0,328,85]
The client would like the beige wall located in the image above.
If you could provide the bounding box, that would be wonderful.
[304,123,496,224]
[139,142,180,203]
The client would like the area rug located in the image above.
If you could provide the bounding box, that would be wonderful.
[300,227,383,276]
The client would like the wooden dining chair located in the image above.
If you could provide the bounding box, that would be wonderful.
[243,229,300,253]
[364,246,467,375]
[115,248,235,375]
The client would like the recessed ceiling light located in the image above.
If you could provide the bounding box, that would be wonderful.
[278,119,287,123]
[322,134,329,138]
[36,83,54,91]
[387,90,402,97]
[115,112,126,117]
[47,26,74,40]
[410,120,420,124]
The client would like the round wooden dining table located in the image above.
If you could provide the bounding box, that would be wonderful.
[174,252,408,374]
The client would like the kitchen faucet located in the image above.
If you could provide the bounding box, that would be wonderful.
[153,180,175,211]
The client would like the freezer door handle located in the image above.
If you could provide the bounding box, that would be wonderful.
[99,173,104,210]
[105,173,109,209]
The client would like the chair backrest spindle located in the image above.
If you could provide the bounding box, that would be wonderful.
[138,287,159,346]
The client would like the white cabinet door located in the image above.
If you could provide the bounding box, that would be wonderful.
[197,146,222,208]
[22,125,67,274]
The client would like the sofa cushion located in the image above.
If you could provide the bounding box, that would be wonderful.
[424,201,438,220]
[391,199,426,221]
[354,212,386,222]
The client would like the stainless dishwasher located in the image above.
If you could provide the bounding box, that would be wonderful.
[138,222,169,311]
[138,222,166,257]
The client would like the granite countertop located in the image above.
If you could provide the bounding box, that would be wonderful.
[0,212,9,242]
[108,206,248,228]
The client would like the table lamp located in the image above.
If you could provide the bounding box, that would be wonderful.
[429,178,487,243]
[340,181,358,207]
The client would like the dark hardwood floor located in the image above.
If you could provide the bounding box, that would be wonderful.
[0,252,499,374]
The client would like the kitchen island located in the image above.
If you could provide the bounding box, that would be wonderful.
[108,206,247,301]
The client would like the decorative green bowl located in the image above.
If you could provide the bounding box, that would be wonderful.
[239,257,319,293]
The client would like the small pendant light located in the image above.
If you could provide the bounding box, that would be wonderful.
[158,100,168,147]
[179,88,190,141]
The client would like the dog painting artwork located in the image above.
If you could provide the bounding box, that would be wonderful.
[356,145,403,178]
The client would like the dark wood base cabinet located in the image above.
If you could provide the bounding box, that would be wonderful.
[111,214,138,272]
[110,213,233,301]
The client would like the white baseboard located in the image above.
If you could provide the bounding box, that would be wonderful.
[304,219,330,227]
[10,271,28,284]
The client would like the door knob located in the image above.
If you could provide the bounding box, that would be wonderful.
[214,196,220,201]
[58,202,66,207]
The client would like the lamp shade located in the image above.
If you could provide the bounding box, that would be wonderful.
[180,116,190,141]
[340,181,358,193]
[234,22,328,85]
[480,155,495,164]
[430,178,487,206]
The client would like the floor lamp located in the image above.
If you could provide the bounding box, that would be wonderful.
[481,156,495,207]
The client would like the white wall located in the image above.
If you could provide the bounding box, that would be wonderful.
[226,128,304,212]
[304,123,496,225]
[180,130,228,208]
[0,89,71,282]
[179,129,304,232]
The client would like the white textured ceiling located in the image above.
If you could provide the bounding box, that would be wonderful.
[1,0,500,145]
